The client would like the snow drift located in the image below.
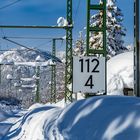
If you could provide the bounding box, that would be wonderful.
[107,51,133,95]
[2,96,140,140]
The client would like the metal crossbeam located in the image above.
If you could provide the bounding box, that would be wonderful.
[90,5,104,10]
[2,36,64,40]
[89,27,104,32]
[0,25,71,29]
[89,49,106,54]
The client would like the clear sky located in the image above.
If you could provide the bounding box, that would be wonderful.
[0,0,134,52]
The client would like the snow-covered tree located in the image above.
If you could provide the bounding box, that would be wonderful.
[73,31,85,56]
[90,0,127,57]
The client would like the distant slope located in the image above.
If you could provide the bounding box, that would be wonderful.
[0,47,61,63]
[0,47,65,108]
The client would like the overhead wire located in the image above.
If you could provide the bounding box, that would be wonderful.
[1,36,64,50]
[73,0,84,47]
[0,28,10,50]
[0,35,65,52]
[74,0,82,22]
[2,37,39,52]
[0,0,22,50]
[0,28,5,37]
[0,0,22,10]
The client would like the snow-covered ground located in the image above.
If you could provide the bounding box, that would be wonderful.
[0,50,136,139]
[107,51,133,95]
[1,96,140,140]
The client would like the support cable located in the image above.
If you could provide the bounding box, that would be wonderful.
[74,0,82,22]
[2,37,38,52]
[0,0,22,10]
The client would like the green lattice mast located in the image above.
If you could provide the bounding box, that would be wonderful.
[50,39,56,103]
[65,0,73,102]
[86,0,107,94]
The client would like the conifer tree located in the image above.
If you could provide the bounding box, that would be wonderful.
[89,0,127,57]
[73,31,85,56]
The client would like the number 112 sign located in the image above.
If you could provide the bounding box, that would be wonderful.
[73,56,105,93]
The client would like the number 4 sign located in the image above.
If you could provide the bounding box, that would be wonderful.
[73,56,106,94]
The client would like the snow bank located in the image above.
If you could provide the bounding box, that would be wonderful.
[54,96,140,140]
[0,109,9,122]
[0,102,23,140]
[3,105,61,140]
[0,100,21,114]
[107,51,133,95]
[2,96,140,140]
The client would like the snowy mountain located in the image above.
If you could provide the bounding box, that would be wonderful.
[0,47,61,63]
[0,47,65,108]
[56,51,66,63]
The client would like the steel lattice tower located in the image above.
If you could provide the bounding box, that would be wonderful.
[134,0,139,96]
[86,0,107,94]
[65,0,73,103]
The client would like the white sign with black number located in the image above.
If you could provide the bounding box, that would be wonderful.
[73,56,105,93]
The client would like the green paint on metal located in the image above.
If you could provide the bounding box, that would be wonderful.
[0,64,1,84]
[35,66,40,102]
[90,5,104,10]
[50,39,56,103]
[88,49,106,54]
[0,25,71,29]
[89,27,104,32]
[65,0,73,103]
[86,0,106,56]
[103,0,107,93]
[134,0,139,97]
[86,0,90,55]
[50,38,63,103]
[86,0,107,94]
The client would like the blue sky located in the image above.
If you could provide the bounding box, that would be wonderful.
[0,0,134,51]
